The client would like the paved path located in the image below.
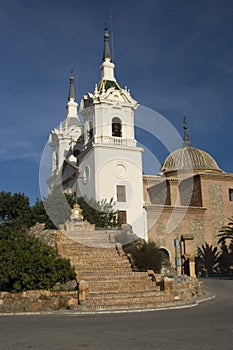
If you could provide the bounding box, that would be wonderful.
[0,278,232,350]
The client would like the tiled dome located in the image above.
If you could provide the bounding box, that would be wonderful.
[161,146,222,174]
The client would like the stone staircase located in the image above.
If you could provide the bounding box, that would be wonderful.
[62,229,117,248]
[56,231,181,311]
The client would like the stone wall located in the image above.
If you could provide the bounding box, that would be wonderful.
[180,175,202,207]
[0,290,78,314]
[28,223,57,247]
[0,277,203,313]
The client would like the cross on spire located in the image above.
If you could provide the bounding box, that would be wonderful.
[183,116,191,147]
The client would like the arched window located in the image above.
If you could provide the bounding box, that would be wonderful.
[159,248,170,261]
[112,117,122,137]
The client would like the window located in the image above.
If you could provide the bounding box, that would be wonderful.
[118,211,127,225]
[112,117,122,137]
[117,185,126,202]
[159,248,170,261]
[229,189,233,201]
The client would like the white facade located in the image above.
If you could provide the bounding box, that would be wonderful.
[48,29,147,238]
[76,29,146,237]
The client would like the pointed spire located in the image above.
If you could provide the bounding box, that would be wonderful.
[64,72,80,129]
[103,27,111,61]
[99,27,116,83]
[68,71,75,100]
[183,116,191,147]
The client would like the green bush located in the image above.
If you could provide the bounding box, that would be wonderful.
[0,232,76,292]
[123,239,164,273]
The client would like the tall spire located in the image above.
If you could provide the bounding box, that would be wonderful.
[68,71,75,100]
[103,27,111,61]
[99,27,116,84]
[64,73,79,128]
[183,117,191,147]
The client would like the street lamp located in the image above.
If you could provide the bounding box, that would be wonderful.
[174,238,182,275]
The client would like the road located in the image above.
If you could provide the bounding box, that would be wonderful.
[0,278,232,350]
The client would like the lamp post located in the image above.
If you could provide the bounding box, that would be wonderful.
[174,238,182,275]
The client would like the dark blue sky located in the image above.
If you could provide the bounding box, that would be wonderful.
[0,0,233,204]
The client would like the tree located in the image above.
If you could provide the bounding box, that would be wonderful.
[77,196,119,228]
[36,193,119,230]
[31,198,56,229]
[195,242,220,276]
[217,217,233,244]
[218,241,233,275]
[0,231,76,292]
[0,191,32,235]
[123,239,164,273]
[0,187,119,236]
[41,186,74,229]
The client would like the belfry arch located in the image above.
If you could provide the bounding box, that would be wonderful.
[112,117,122,137]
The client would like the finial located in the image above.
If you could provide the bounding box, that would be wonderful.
[183,116,191,147]
[103,26,111,61]
[94,83,98,97]
[68,70,75,100]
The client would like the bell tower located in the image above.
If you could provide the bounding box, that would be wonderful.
[47,74,82,189]
[78,29,147,237]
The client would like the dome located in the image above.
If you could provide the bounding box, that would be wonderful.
[161,146,222,174]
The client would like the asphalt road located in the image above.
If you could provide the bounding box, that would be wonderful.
[0,278,232,350]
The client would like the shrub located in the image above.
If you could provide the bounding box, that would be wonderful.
[0,232,76,292]
[123,239,164,273]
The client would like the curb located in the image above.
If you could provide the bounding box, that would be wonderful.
[0,292,215,317]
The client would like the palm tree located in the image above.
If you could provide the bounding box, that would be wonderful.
[217,217,233,244]
[196,242,220,276]
[218,241,233,274]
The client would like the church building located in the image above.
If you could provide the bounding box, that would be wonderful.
[47,29,233,271]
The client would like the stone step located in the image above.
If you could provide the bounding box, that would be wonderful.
[65,230,118,236]
[61,244,116,250]
[79,270,149,277]
[87,281,160,293]
[80,280,153,287]
[76,269,133,274]
[71,254,130,265]
[83,293,178,309]
[74,258,130,264]
[85,298,176,308]
[59,235,115,242]
[67,243,116,249]
[70,259,129,265]
[70,260,129,266]
[78,298,181,312]
[83,275,152,282]
[65,236,115,242]
[79,273,151,280]
[71,261,131,268]
[88,289,163,300]
[61,248,118,256]
[78,276,152,284]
